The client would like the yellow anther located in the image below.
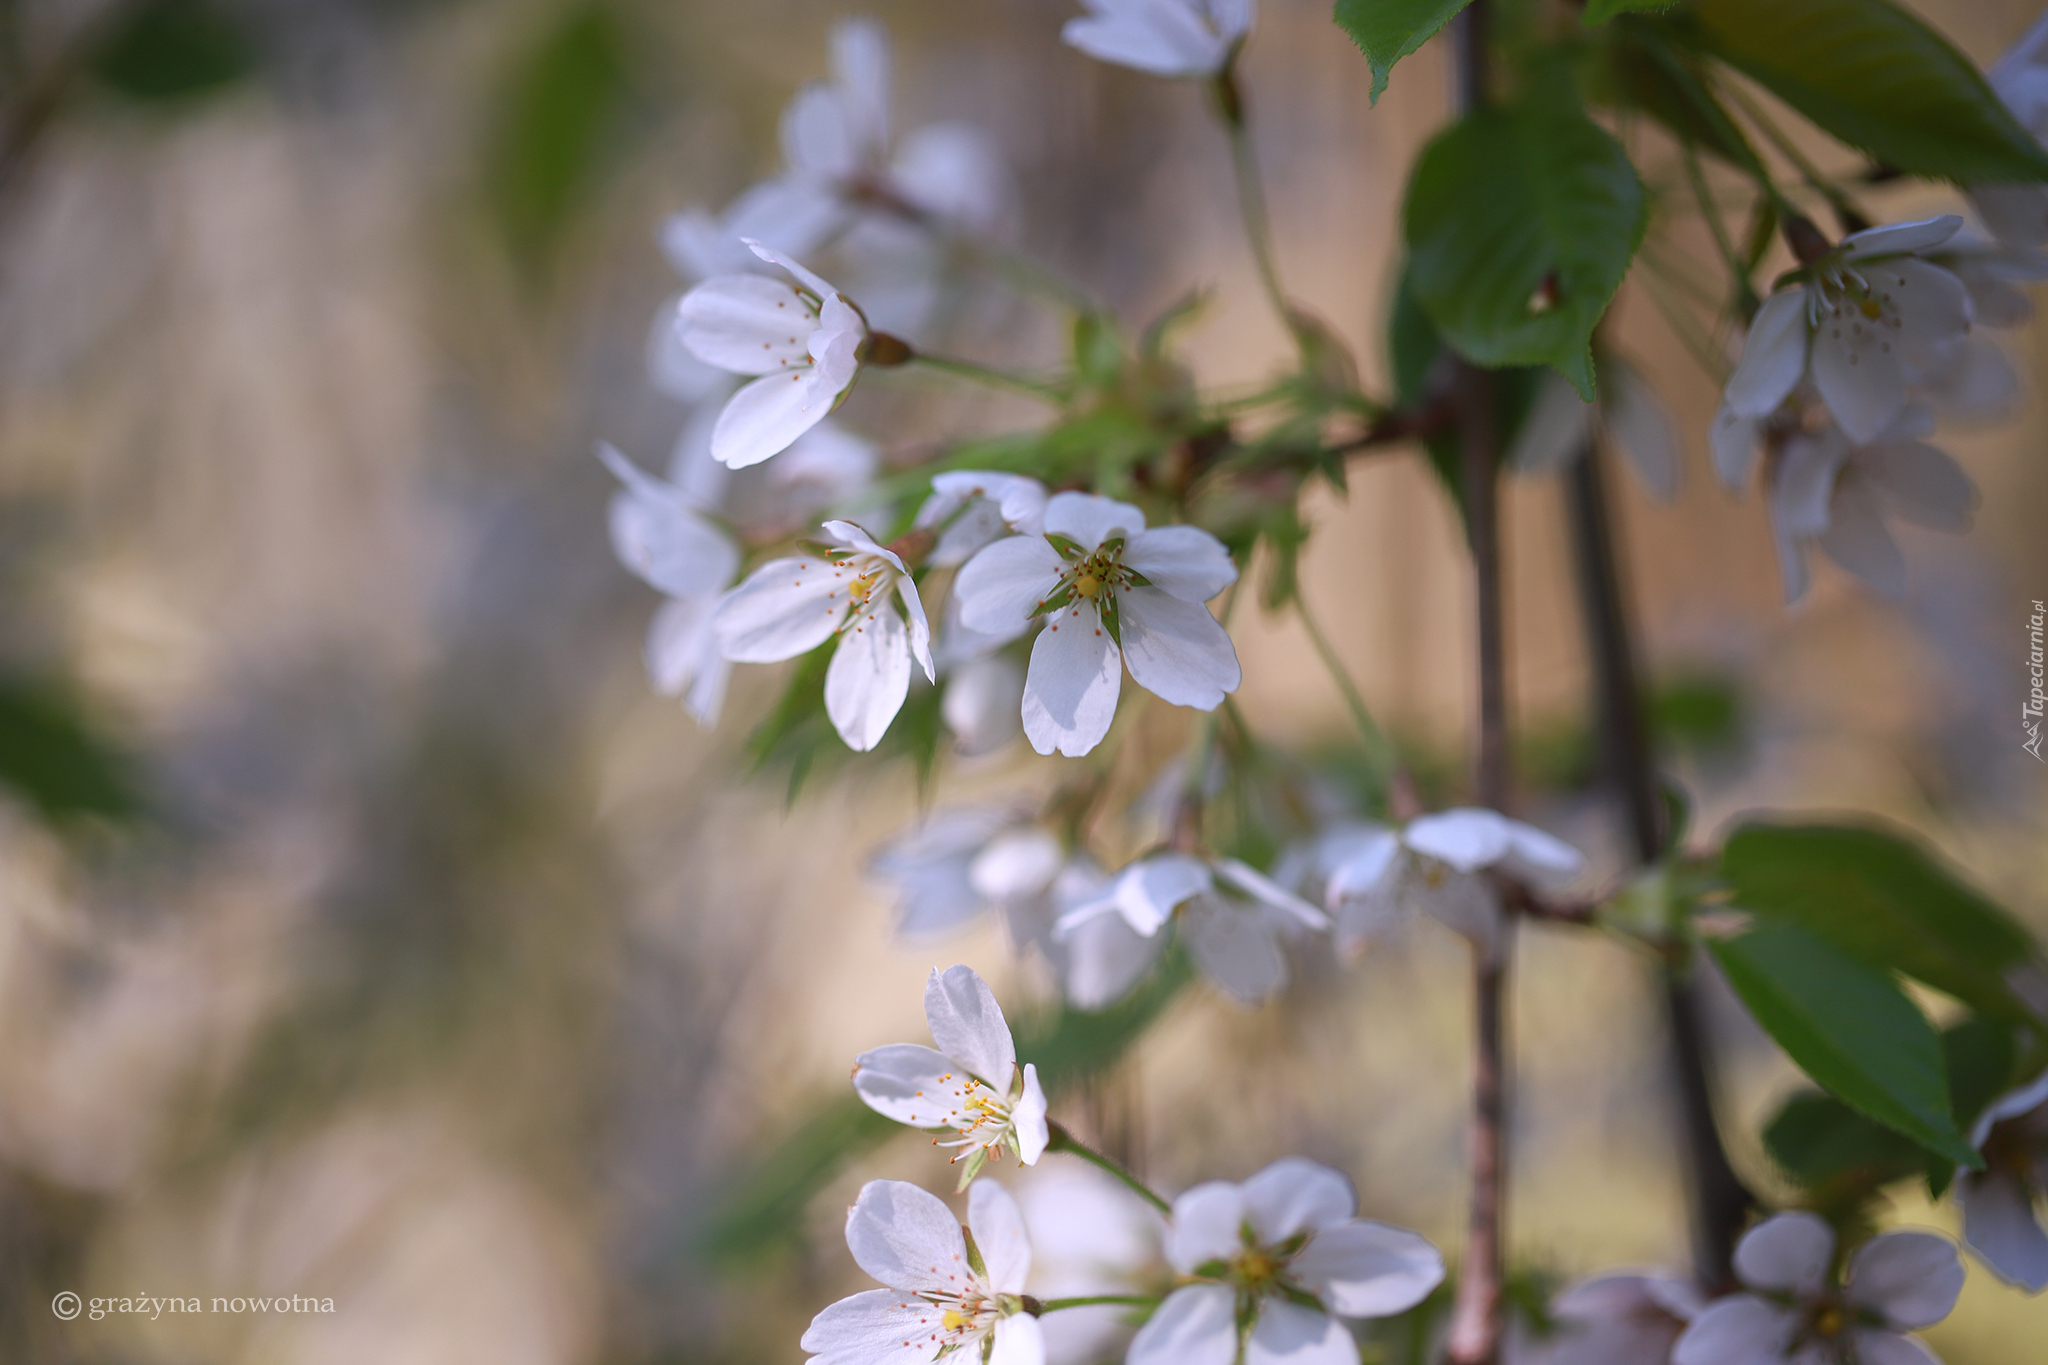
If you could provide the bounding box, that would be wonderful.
[1814,1306,1845,1338]
[1074,573,1103,598]
[942,1310,969,1330]
[1859,298,1882,320]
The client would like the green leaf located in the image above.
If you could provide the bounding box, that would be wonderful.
[1711,922,1979,1167]
[1688,0,2048,185]
[1596,21,1766,177]
[1764,1089,1925,1193]
[1402,69,1646,399]
[91,0,256,103]
[1333,0,1473,105]
[485,5,636,268]
[1585,0,1676,20]
[1723,823,2038,1023]
[0,677,143,825]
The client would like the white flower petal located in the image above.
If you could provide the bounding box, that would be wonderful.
[1290,1221,1445,1317]
[970,831,1063,902]
[599,442,736,596]
[1735,1212,1835,1298]
[845,1179,974,1295]
[1165,1183,1249,1273]
[988,1313,1047,1365]
[679,275,817,374]
[1183,895,1287,1004]
[1243,1300,1357,1365]
[648,295,729,401]
[811,295,868,394]
[1013,1063,1049,1164]
[1847,1330,1942,1365]
[718,175,845,262]
[1843,215,1964,259]
[1119,586,1241,710]
[1213,857,1330,930]
[1128,1284,1240,1365]
[1868,258,1974,377]
[955,535,1067,639]
[852,1043,990,1131]
[800,1287,945,1365]
[1043,491,1146,549]
[898,577,935,681]
[925,964,1018,1090]
[831,17,892,163]
[1324,829,1400,904]
[714,556,851,661]
[1116,853,1212,935]
[1970,183,2048,248]
[1241,1157,1356,1243]
[1809,313,1908,444]
[944,655,1026,755]
[1402,809,1514,872]
[1846,1231,1963,1330]
[1958,1168,2048,1292]
[645,597,729,722]
[1710,403,1762,490]
[969,1179,1033,1293]
[781,81,859,181]
[1859,440,1977,532]
[1062,0,1243,79]
[1816,478,1906,598]
[1123,525,1239,602]
[825,602,912,751]
[892,122,1011,231]
[1725,290,1809,419]
[1506,371,1592,475]
[743,238,843,303]
[1497,821,1586,889]
[712,368,839,469]
[1022,601,1123,757]
[1060,911,1168,1009]
[1607,366,1682,502]
[1671,1295,1799,1365]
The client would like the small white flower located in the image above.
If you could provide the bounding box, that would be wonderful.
[852,965,1050,1185]
[1055,850,1329,1005]
[1956,1068,2048,1293]
[1298,810,1583,960]
[1016,1166,1167,1365]
[953,492,1241,758]
[1766,408,1977,605]
[917,471,1051,568]
[1062,0,1254,80]
[1130,1157,1443,1365]
[677,240,870,471]
[869,809,1064,940]
[1723,216,1974,445]
[712,519,932,752]
[1673,1213,1963,1365]
[1507,365,1682,502]
[802,1177,1045,1365]
[1517,1274,1701,1365]
[596,443,739,725]
[1971,12,2048,248]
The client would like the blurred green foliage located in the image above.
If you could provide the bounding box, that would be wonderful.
[90,0,256,104]
[0,676,141,826]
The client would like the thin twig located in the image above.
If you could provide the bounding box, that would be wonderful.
[1045,1122,1172,1216]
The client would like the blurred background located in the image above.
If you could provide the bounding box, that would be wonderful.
[0,0,2045,1360]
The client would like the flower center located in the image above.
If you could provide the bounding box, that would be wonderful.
[926,1073,1021,1164]
[1230,1248,1287,1292]
[914,1288,998,1348]
[1059,545,1132,604]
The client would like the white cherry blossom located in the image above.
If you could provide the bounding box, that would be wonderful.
[677,241,869,470]
[1516,1273,1701,1365]
[916,470,1051,568]
[952,492,1241,758]
[869,809,1064,940]
[596,443,739,724]
[1723,216,1974,444]
[712,519,932,752]
[1063,0,1254,80]
[1956,1068,2048,1293]
[1972,11,2048,248]
[1055,850,1328,1005]
[1766,408,1977,605]
[1673,1213,1963,1365]
[1016,1166,1167,1365]
[802,1177,1045,1365]
[852,965,1049,1185]
[1129,1157,1443,1365]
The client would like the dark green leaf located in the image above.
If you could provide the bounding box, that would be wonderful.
[1333,0,1473,105]
[1723,822,2038,1023]
[486,5,636,266]
[1764,1089,1925,1193]
[1597,21,1766,177]
[1688,0,2048,184]
[0,678,142,825]
[91,0,256,103]
[1585,0,1676,20]
[1711,922,1978,1166]
[1402,69,1646,398]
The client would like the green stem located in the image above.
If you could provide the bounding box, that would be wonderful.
[1718,79,1863,229]
[1033,1295,1159,1314]
[1213,70,1298,350]
[909,352,1062,402]
[1046,1122,1171,1216]
[1294,591,1393,776]
[1681,140,1759,319]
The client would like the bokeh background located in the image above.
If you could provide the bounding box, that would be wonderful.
[1,0,2045,1361]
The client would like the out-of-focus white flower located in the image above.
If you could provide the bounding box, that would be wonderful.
[852,965,1049,1185]
[1956,1068,2048,1293]
[1723,216,1974,444]
[1766,407,1977,605]
[677,241,869,470]
[1507,365,1682,501]
[667,401,880,537]
[1674,1213,1963,1365]
[1516,1274,1701,1365]
[1971,12,2048,248]
[1294,810,1582,960]
[917,471,1051,568]
[953,492,1240,758]
[1055,850,1328,1005]
[869,809,1064,940]
[942,654,1028,756]
[712,519,932,752]
[1062,0,1254,79]
[802,1178,1045,1365]
[1017,1166,1167,1365]
[1130,1157,1442,1365]
[596,443,739,724]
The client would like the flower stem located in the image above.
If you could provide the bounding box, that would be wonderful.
[1045,1121,1172,1216]
[1294,591,1394,780]
[1032,1295,1159,1314]
[1213,66,1298,352]
[909,352,1062,402]
[1680,140,1759,321]
[1718,79,1868,233]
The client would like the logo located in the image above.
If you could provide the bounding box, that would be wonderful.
[2028,600,2045,762]
[52,1292,81,1320]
